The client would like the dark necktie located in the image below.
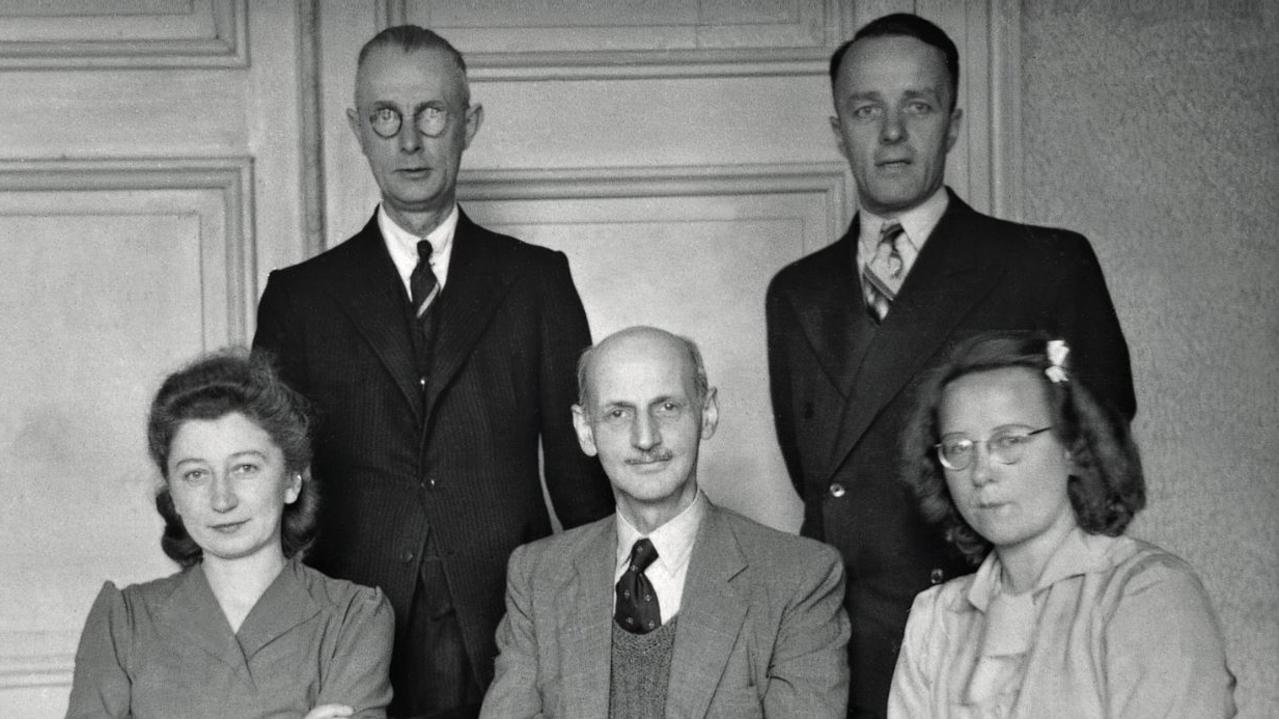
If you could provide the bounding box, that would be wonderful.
[862,221,907,323]
[615,538,661,635]
[410,240,440,324]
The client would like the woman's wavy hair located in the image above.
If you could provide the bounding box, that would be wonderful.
[901,330,1145,564]
[147,349,318,567]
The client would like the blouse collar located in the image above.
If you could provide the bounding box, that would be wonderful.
[960,528,1128,613]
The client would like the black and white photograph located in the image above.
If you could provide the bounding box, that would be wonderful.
[0,2,1274,718]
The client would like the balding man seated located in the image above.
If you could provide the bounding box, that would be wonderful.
[479,326,850,719]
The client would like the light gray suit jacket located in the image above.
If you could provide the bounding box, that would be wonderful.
[479,501,850,719]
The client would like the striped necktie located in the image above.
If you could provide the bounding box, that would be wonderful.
[408,240,440,387]
[862,221,907,323]
[410,240,440,323]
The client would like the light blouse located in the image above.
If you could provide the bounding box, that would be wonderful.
[888,529,1235,719]
[66,557,394,719]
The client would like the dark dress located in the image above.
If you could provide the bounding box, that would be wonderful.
[65,558,394,719]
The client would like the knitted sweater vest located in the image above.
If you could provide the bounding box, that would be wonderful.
[608,616,679,719]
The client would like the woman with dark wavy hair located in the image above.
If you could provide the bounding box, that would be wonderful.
[66,350,393,719]
[889,331,1234,718]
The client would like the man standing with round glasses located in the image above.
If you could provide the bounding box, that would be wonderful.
[254,25,613,719]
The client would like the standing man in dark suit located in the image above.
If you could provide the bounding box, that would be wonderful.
[765,13,1136,718]
[253,26,613,719]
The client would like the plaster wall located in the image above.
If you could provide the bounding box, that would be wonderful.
[1020,2,1279,715]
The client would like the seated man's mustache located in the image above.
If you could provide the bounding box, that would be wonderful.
[626,449,674,464]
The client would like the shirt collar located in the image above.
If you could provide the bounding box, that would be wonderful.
[377,203,459,288]
[961,527,1126,613]
[235,557,321,654]
[162,557,317,663]
[614,490,707,580]
[857,186,950,263]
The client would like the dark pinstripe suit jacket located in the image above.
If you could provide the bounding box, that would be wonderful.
[766,191,1135,718]
[253,209,614,688]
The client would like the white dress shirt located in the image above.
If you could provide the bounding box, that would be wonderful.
[378,203,459,299]
[856,186,950,281]
[613,491,707,623]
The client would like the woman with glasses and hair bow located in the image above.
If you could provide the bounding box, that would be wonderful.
[890,331,1235,719]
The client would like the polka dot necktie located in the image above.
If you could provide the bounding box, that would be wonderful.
[615,538,661,634]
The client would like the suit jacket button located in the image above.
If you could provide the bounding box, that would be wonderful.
[930,568,944,585]
[426,477,438,489]
[829,482,846,498]
[401,550,415,564]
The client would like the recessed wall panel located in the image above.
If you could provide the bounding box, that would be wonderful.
[0,160,254,707]
[0,0,246,68]
[392,0,837,77]
[460,166,844,531]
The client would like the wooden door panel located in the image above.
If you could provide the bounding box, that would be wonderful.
[461,163,847,530]
[0,159,256,715]
[0,3,299,714]
[320,1,1011,533]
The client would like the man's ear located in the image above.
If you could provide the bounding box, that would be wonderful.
[571,404,598,456]
[699,387,720,441]
[830,115,851,162]
[346,107,366,152]
[944,106,964,153]
[463,103,484,150]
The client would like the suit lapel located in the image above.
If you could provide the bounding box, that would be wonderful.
[825,195,1006,480]
[790,229,874,398]
[325,216,423,421]
[666,504,749,719]
[423,210,516,423]
[560,518,616,719]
